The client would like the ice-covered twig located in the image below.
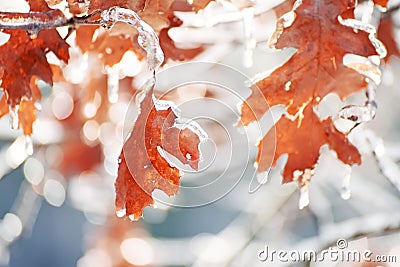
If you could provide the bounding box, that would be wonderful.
[289,212,400,267]
[338,2,385,126]
[364,130,400,193]
[0,10,101,32]
[0,7,165,71]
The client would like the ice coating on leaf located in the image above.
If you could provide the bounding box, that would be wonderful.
[116,208,126,218]
[173,120,208,143]
[9,105,20,130]
[338,16,387,58]
[115,81,206,220]
[241,0,383,189]
[100,7,164,71]
[372,0,389,9]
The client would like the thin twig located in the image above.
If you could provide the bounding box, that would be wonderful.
[0,9,102,32]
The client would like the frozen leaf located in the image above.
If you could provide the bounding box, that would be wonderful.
[0,0,69,135]
[76,25,140,67]
[241,0,380,183]
[373,0,389,8]
[171,0,213,12]
[273,0,296,18]
[82,0,205,65]
[159,15,204,62]
[88,0,145,13]
[0,29,69,107]
[116,86,202,220]
[257,105,361,183]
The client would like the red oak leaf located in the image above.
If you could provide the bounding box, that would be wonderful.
[0,0,69,135]
[171,0,213,12]
[159,15,204,61]
[116,86,202,220]
[241,0,379,184]
[88,0,146,13]
[257,105,361,183]
[83,0,204,65]
[373,0,389,8]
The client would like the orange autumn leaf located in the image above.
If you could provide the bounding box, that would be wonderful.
[241,0,379,183]
[116,86,202,220]
[83,0,205,65]
[159,15,204,62]
[258,105,361,183]
[171,0,213,12]
[373,0,389,8]
[76,25,141,67]
[88,0,146,13]
[0,0,69,135]
[273,0,296,18]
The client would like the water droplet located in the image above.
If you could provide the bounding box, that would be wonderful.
[116,209,126,218]
[285,81,292,91]
[25,135,33,156]
[299,184,310,209]
[26,29,39,39]
[107,66,120,103]
[9,105,19,130]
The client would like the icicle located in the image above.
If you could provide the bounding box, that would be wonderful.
[242,7,256,68]
[100,7,164,71]
[341,166,352,200]
[9,105,19,130]
[299,184,310,210]
[298,168,313,209]
[365,130,400,193]
[106,65,120,103]
[24,135,33,156]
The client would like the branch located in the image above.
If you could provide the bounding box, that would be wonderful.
[0,9,101,33]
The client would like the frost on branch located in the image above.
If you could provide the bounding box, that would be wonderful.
[241,0,383,189]
[116,83,204,220]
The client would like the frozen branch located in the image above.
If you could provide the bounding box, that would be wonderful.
[0,9,101,32]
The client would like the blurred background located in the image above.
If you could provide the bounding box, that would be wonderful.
[0,0,400,266]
